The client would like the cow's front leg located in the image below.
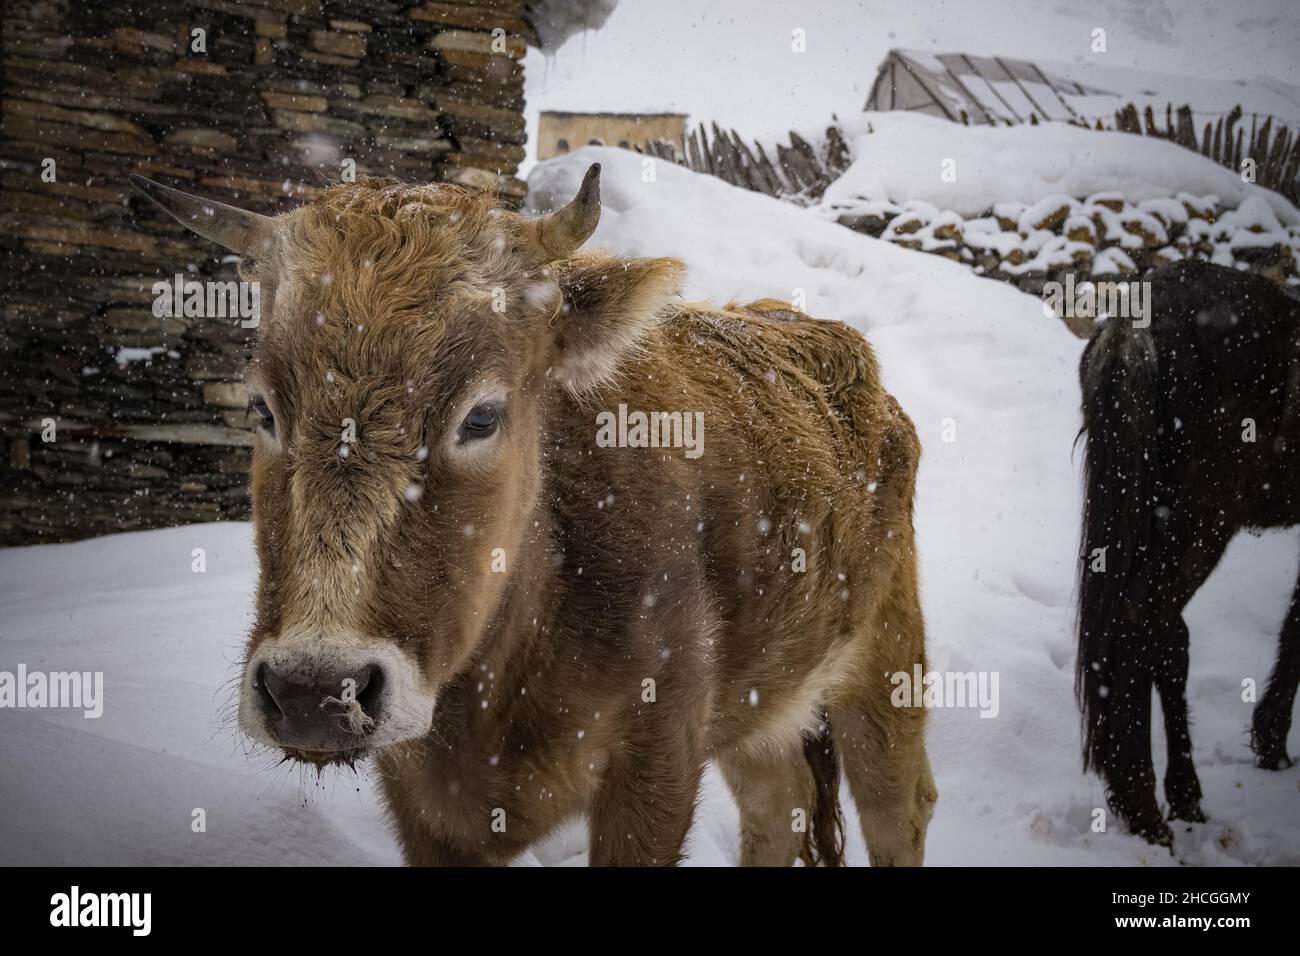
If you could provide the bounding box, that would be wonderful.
[588,741,704,866]
[586,585,712,866]
[397,825,494,867]
[384,786,503,866]
[378,750,505,866]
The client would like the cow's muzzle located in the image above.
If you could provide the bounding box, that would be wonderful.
[253,660,385,753]
[239,634,437,758]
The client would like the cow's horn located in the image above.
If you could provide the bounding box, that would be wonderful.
[129,174,275,257]
[523,163,601,262]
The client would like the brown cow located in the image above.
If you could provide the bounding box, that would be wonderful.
[131,164,936,866]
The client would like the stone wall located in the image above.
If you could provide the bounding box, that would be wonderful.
[832,192,1300,337]
[1,0,537,545]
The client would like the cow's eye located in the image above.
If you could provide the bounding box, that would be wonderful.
[460,402,499,441]
[249,397,275,434]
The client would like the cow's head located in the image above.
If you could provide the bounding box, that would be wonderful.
[132,165,682,765]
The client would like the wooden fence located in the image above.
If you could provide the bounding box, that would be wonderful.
[631,103,1300,208]
[1108,102,1300,205]
[637,122,851,200]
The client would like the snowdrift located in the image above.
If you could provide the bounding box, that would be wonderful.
[819,112,1300,225]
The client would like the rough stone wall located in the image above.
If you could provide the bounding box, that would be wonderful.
[1,0,535,545]
[834,192,1300,337]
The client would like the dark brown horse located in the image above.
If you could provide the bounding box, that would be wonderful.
[1076,259,1300,845]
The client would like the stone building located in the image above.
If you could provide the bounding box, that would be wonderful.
[537,110,686,160]
[0,0,609,545]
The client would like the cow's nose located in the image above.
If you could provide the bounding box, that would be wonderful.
[254,662,386,751]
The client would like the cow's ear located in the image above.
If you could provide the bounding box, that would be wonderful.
[548,252,686,394]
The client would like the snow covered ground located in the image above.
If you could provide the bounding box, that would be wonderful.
[2,148,1296,866]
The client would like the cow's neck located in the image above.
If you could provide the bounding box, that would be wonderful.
[449,490,559,734]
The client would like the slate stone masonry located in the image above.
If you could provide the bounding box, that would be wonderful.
[1,0,536,544]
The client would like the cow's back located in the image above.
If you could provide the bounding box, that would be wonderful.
[548,300,921,750]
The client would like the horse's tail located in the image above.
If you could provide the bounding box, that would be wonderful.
[1075,317,1161,775]
[800,707,846,866]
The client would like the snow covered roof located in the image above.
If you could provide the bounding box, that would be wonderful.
[866,48,1300,130]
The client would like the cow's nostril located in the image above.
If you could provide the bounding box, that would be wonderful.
[356,664,384,712]
[255,662,284,718]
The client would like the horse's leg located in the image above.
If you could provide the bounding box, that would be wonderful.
[1102,659,1169,845]
[1096,539,1185,845]
[1151,517,1233,825]
[1157,618,1205,822]
[1252,559,1300,769]
[1155,527,1230,822]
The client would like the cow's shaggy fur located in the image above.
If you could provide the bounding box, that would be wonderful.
[133,168,935,866]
